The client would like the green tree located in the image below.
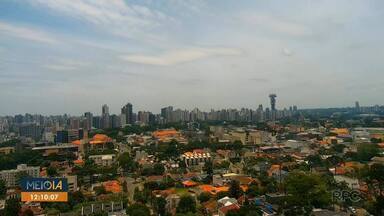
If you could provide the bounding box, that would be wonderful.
[0,179,6,199]
[372,195,384,215]
[227,204,262,216]
[203,160,213,176]
[68,191,85,208]
[331,144,346,153]
[176,195,196,214]
[4,198,21,216]
[154,196,167,216]
[118,152,138,173]
[356,144,379,161]
[94,185,107,195]
[284,171,331,214]
[198,192,211,203]
[229,180,242,199]
[371,138,382,144]
[133,187,146,203]
[126,203,150,216]
[246,184,263,198]
[153,163,165,175]
[47,166,58,177]
[164,140,179,159]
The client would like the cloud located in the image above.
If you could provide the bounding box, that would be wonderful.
[249,78,269,83]
[44,59,89,71]
[0,22,57,44]
[27,0,171,39]
[282,48,293,56]
[120,47,242,66]
[241,14,311,37]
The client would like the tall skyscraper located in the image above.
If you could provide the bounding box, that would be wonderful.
[355,101,360,112]
[256,104,264,122]
[161,106,173,123]
[84,112,93,130]
[121,103,133,125]
[269,94,277,121]
[102,104,110,129]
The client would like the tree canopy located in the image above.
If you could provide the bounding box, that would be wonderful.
[176,195,196,214]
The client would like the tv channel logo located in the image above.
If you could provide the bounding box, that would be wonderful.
[20,178,68,202]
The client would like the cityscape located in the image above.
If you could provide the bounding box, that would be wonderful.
[1,95,384,216]
[1,1,384,216]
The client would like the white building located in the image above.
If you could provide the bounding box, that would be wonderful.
[89,154,116,166]
[64,175,78,192]
[0,164,40,187]
[181,151,211,167]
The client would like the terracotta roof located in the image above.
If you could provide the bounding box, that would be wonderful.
[268,165,282,176]
[199,185,229,195]
[153,129,179,138]
[74,159,84,165]
[90,134,112,145]
[219,203,240,214]
[103,180,121,193]
[72,140,82,145]
[202,199,217,213]
[182,180,198,187]
[231,176,255,185]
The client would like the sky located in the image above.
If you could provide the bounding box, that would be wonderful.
[1,0,384,115]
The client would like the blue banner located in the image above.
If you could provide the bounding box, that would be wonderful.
[20,178,68,192]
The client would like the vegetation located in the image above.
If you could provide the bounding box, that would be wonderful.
[176,195,196,214]
[198,192,211,203]
[0,149,43,171]
[126,203,151,216]
[0,179,6,199]
[283,171,331,215]
[4,198,21,216]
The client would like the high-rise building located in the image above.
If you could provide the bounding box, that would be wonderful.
[138,111,152,125]
[269,94,277,121]
[69,117,80,130]
[19,124,44,141]
[101,104,110,129]
[355,101,360,112]
[161,106,173,123]
[256,104,264,122]
[110,114,121,128]
[93,116,101,129]
[121,103,133,125]
[84,112,93,130]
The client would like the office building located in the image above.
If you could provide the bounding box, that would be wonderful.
[84,112,93,130]
[101,104,110,129]
[0,164,40,187]
[161,106,173,122]
[269,94,277,121]
[19,124,44,141]
[121,103,133,125]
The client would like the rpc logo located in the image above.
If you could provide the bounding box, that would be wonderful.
[332,190,361,202]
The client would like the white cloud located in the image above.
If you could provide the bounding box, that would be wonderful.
[120,47,242,66]
[241,14,311,37]
[0,22,57,44]
[44,59,89,71]
[282,48,293,56]
[27,0,171,38]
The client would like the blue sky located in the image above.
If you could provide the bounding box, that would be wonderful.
[1,0,383,115]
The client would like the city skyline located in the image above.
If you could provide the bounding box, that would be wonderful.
[1,1,384,115]
[1,99,382,117]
